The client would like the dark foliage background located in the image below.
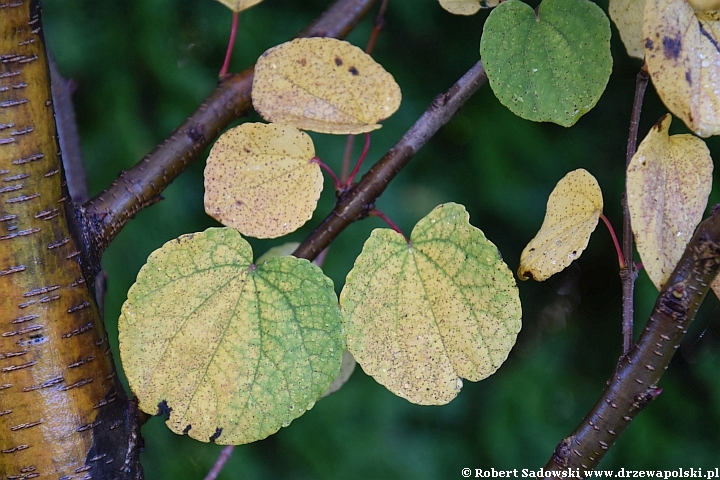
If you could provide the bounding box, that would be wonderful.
[41,0,720,477]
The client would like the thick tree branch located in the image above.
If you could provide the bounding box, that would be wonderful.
[79,0,377,264]
[293,60,488,261]
[544,206,720,475]
[620,63,649,354]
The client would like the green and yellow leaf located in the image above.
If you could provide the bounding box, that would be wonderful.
[609,0,645,59]
[119,228,343,445]
[480,0,612,127]
[518,169,603,282]
[204,123,322,239]
[340,203,521,406]
[252,38,401,134]
[644,0,720,137]
[627,114,713,290]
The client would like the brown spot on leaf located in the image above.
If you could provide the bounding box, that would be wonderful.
[298,58,306,66]
[662,34,681,61]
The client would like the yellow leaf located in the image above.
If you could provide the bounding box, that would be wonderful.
[341,203,521,405]
[215,0,264,13]
[627,114,713,290]
[644,0,720,137]
[518,169,603,282]
[252,38,402,134]
[439,0,499,15]
[609,0,645,59]
[204,123,323,239]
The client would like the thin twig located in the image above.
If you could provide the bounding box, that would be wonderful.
[293,60,487,261]
[599,213,625,269]
[340,134,355,183]
[544,205,720,475]
[313,157,342,192]
[219,12,240,78]
[346,132,371,186]
[365,0,389,55]
[204,445,235,480]
[370,209,407,241]
[620,62,650,354]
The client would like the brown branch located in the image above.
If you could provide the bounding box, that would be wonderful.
[79,0,378,265]
[293,60,488,261]
[544,205,720,475]
[620,62,650,354]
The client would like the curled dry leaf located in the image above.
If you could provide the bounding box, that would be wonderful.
[627,114,713,290]
[118,228,343,445]
[252,38,401,134]
[215,0,264,12]
[439,0,499,15]
[340,203,521,405]
[609,0,645,59]
[204,123,322,239]
[644,0,720,137]
[518,169,603,282]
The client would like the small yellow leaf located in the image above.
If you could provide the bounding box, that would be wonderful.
[609,0,645,59]
[204,123,323,239]
[627,114,713,290]
[215,0,264,13]
[518,169,603,282]
[644,0,720,137]
[252,38,401,134]
[439,0,499,15]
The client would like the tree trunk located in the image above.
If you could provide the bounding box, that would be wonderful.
[0,2,141,478]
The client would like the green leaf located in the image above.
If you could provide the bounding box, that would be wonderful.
[340,203,522,405]
[119,227,343,445]
[480,0,612,127]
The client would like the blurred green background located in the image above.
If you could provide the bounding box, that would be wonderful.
[41,0,720,478]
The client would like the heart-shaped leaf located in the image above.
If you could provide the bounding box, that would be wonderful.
[252,38,401,134]
[480,0,612,126]
[518,169,603,282]
[119,228,343,445]
[627,114,713,290]
[204,123,322,239]
[340,203,521,405]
